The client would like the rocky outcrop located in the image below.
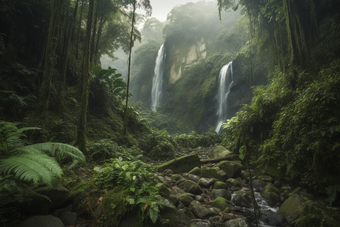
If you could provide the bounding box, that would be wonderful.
[157,154,201,174]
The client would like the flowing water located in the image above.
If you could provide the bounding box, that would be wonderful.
[151,44,166,111]
[215,61,234,133]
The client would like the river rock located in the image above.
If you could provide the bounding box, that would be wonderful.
[159,184,172,199]
[211,197,232,211]
[200,166,227,181]
[157,154,201,174]
[260,183,280,207]
[171,174,184,183]
[59,212,77,226]
[189,201,215,218]
[224,217,250,227]
[226,178,241,189]
[36,186,71,212]
[233,188,253,208]
[210,189,231,200]
[260,210,288,227]
[178,180,203,195]
[179,194,194,206]
[17,215,65,227]
[208,145,232,159]
[215,161,242,178]
[189,167,201,175]
[190,219,211,227]
[188,174,201,183]
[162,169,173,177]
[252,179,266,192]
[258,175,274,183]
[197,178,216,188]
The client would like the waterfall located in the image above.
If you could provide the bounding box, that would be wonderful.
[215,61,233,133]
[151,44,166,111]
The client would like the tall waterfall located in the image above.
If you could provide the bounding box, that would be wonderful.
[215,61,233,133]
[151,44,166,111]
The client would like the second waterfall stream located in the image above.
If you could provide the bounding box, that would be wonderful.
[215,61,234,133]
[151,44,166,111]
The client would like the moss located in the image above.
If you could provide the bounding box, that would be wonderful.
[200,166,224,181]
[213,181,227,189]
[215,161,242,178]
[157,154,201,174]
[277,193,308,223]
[171,174,184,183]
[158,184,171,200]
[295,202,340,227]
[102,187,130,227]
[183,207,195,220]
[169,195,179,206]
[189,167,201,175]
[212,197,232,211]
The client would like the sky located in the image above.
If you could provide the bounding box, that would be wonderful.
[136,0,215,22]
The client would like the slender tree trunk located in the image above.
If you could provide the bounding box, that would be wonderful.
[90,5,98,64]
[70,0,80,42]
[76,0,95,154]
[123,0,136,135]
[40,0,63,113]
[76,0,84,60]
[94,16,105,65]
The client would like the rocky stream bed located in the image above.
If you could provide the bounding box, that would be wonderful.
[7,146,340,227]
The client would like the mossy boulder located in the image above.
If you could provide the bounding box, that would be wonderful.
[200,166,227,181]
[178,194,194,207]
[213,181,227,190]
[178,180,203,195]
[169,195,179,206]
[157,154,201,174]
[189,167,201,175]
[260,183,281,207]
[210,189,231,200]
[208,145,232,159]
[233,188,253,208]
[225,178,241,189]
[215,161,242,178]
[295,202,340,227]
[159,184,171,200]
[277,192,308,224]
[197,178,216,188]
[211,197,232,211]
[171,174,184,183]
[224,218,251,227]
[252,179,266,192]
[102,187,129,227]
[188,201,215,218]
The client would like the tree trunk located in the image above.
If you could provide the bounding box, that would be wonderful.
[123,0,136,135]
[39,0,63,114]
[94,16,105,65]
[76,0,95,154]
[75,0,84,60]
[90,5,98,64]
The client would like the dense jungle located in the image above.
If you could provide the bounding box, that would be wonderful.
[1,0,340,226]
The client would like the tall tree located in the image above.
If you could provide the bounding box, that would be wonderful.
[76,0,95,153]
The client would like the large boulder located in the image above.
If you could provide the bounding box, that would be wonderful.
[252,179,266,192]
[213,181,227,190]
[178,180,203,195]
[200,166,227,181]
[260,184,281,207]
[224,218,250,227]
[207,145,232,159]
[17,215,65,227]
[189,201,215,218]
[232,188,253,208]
[225,178,241,190]
[178,194,194,207]
[157,154,201,174]
[215,161,242,178]
[295,202,340,227]
[277,190,308,224]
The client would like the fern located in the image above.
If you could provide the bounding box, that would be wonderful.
[0,121,86,187]
[0,153,62,187]
[23,143,86,163]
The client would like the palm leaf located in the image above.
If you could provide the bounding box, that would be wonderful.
[23,142,86,163]
[0,153,62,187]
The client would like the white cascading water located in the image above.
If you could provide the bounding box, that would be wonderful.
[215,61,233,133]
[151,44,166,111]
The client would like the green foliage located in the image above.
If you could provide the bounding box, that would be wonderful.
[0,121,85,187]
[94,157,166,224]
[174,127,222,148]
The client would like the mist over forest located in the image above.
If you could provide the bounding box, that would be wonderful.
[1,0,340,226]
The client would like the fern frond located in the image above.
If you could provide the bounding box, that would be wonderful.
[24,143,86,163]
[0,153,62,187]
